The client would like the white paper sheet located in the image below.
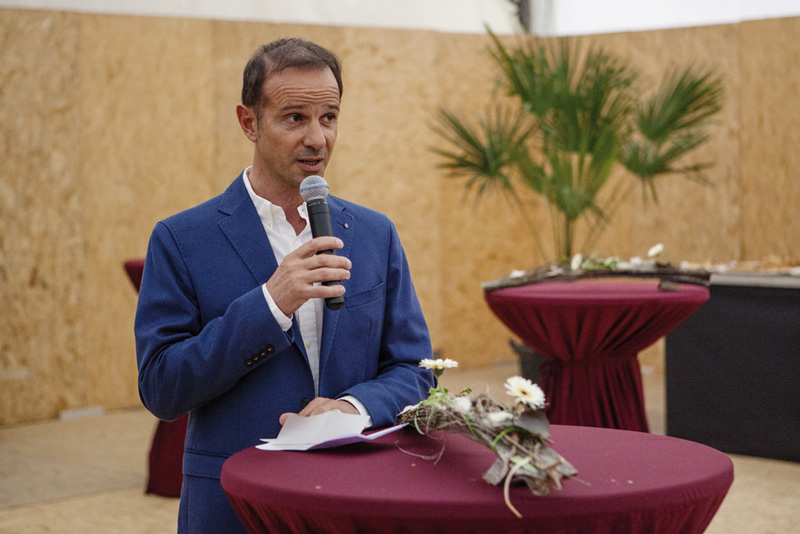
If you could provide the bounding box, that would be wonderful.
[256,411,406,451]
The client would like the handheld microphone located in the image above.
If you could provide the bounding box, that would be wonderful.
[299,175,345,310]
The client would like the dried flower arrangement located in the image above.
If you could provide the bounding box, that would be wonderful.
[396,359,577,517]
[482,243,712,292]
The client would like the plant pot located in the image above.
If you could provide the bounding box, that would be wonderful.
[509,338,545,384]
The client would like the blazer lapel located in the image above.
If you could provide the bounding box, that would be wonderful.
[319,197,354,375]
[216,173,309,363]
[216,174,279,285]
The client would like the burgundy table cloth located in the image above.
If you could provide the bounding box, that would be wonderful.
[123,259,146,293]
[124,258,187,498]
[484,281,709,431]
[221,425,733,534]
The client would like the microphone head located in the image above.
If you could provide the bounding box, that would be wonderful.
[299,175,329,202]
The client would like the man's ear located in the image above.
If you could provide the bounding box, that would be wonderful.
[236,104,258,142]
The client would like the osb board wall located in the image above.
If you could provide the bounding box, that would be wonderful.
[739,17,800,259]
[1,8,798,424]
[1,11,85,421]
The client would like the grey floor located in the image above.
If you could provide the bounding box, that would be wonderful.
[1,361,798,533]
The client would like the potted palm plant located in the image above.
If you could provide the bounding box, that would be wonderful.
[433,31,724,379]
[433,31,723,270]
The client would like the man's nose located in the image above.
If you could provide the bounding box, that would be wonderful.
[304,121,326,149]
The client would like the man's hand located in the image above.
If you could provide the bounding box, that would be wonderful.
[266,236,350,315]
[279,397,359,425]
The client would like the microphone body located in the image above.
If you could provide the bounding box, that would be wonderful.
[300,176,345,310]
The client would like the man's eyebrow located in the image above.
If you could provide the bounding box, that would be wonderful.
[280,102,340,113]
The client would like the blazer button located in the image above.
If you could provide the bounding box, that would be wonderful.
[301,397,312,409]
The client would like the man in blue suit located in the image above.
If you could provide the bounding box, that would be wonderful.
[135,38,435,533]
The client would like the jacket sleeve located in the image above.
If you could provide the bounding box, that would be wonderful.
[134,221,294,421]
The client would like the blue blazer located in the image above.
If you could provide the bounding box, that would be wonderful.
[135,173,434,529]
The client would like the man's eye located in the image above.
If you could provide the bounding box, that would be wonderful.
[288,114,302,123]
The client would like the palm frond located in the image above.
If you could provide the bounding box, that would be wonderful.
[514,147,548,195]
[637,66,724,146]
[432,30,724,260]
[487,30,555,120]
[548,151,606,222]
[430,106,532,199]
[622,129,712,174]
[621,129,716,201]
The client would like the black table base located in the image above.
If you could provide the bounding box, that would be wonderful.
[666,281,800,463]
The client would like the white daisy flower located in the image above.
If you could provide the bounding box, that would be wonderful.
[419,358,459,371]
[504,376,546,410]
[648,243,664,258]
[570,253,583,271]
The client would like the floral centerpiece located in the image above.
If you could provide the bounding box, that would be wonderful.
[482,243,711,292]
[397,358,577,517]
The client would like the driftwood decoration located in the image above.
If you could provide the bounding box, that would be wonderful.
[398,387,577,517]
[482,262,711,292]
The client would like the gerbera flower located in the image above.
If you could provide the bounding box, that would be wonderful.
[419,358,459,371]
[504,376,546,410]
[648,243,664,258]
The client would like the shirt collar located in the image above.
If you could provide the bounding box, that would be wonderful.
[242,167,310,232]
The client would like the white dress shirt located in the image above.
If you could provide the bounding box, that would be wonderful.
[242,169,370,422]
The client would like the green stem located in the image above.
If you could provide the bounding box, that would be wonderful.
[506,189,549,262]
[491,427,519,450]
[464,412,480,441]
[581,175,636,255]
[564,217,574,259]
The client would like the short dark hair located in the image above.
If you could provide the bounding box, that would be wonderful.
[241,38,343,113]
